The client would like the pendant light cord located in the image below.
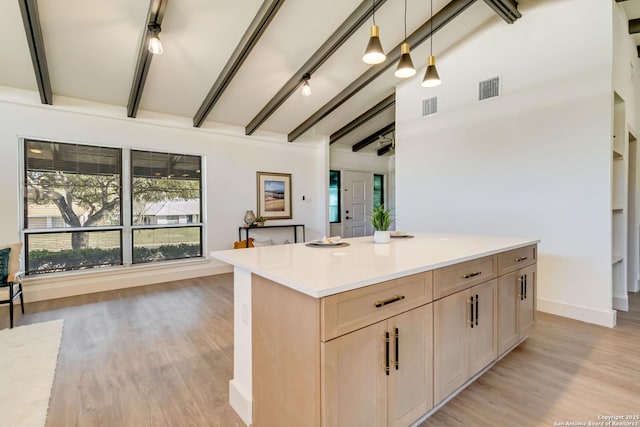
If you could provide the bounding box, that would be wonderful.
[404,0,407,41]
[430,0,433,54]
[372,0,376,25]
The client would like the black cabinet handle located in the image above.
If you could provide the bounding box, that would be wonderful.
[475,294,479,326]
[384,331,390,376]
[375,294,405,308]
[469,296,474,328]
[519,276,524,301]
[395,327,399,370]
[514,256,528,262]
[524,274,527,300]
[462,271,482,279]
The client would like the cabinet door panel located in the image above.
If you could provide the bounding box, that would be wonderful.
[468,280,498,378]
[388,305,433,427]
[434,291,469,403]
[498,272,519,355]
[322,321,387,427]
[519,265,536,337]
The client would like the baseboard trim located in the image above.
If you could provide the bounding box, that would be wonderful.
[537,297,617,328]
[229,379,252,426]
[613,296,629,311]
[23,260,233,302]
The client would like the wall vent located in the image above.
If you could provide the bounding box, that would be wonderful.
[478,76,500,101]
[422,96,438,116]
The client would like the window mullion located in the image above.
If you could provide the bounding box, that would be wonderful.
[122,149,132,266]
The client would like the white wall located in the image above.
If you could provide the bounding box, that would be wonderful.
[613,2,640,296]
[396,0,615,326]
[330,147,391,173]
[0,87,327,300]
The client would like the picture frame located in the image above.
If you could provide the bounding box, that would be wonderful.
[257,172,292,220]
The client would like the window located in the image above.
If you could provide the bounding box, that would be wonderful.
[23,140,204,275]
[131,150,202,264]
[373,174,384,208]
[329,170,340,223]
[24,140,123,274]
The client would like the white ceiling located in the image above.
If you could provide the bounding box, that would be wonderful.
[0,0,505,156]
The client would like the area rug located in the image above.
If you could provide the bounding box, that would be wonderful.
[0,320,64,427]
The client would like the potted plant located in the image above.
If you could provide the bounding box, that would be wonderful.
[371,205,392,244]
[255,216,267,226]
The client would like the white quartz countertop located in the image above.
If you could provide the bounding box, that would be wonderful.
[211,232,539,298]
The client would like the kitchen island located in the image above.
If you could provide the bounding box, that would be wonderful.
[212,232,539,427]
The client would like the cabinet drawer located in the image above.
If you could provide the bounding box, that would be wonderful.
[321,272,433,342]
[498,245,536,275]
[433,256,497,300]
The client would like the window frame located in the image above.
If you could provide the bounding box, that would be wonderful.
[329,170,341,224]
[130,149,204,264]
[373,173,385,209]
[20,138,206,276]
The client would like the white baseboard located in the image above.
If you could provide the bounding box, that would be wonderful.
[613,296,629,311]
[22,259,233,302]
[229,379,252,426]
[537,298,617,328]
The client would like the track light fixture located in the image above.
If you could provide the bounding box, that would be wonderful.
[301,73,311,96]
[421,0,441,87]
[395,0,415,78]
[363,0,386,64]
[148,23,163,55]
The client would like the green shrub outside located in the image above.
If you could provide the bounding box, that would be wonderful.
[28,244,201,273]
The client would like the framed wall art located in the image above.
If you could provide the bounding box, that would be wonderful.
[256,172,292,219]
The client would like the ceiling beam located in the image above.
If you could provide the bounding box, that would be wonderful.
[482,0,521,24]
[244,0,388,136]
[330,93,395,145]
[630,18,640,35]
[18,0,52,105]
[288,0,477,142]
[377,144,394,156]
[127,0,168,118]
[193,0,286,128]
[352,122,395,152]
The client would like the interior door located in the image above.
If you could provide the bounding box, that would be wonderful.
[343,171,372,237]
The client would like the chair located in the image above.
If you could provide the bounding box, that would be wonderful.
[0,243,25,329]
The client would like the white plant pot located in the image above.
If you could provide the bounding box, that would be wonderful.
[374,230,391,244]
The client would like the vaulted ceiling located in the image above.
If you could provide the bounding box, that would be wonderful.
[1,0,521,155]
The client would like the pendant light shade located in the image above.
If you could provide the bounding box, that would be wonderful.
[395,0,415,78]
[395,43,416,78]
[422,0,441,87]
[148,23,163,55]
[421,55,441,87]
[363,25,386,64]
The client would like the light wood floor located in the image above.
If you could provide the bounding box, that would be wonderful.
[2,275,639,427]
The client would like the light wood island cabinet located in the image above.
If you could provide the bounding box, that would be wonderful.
[211,234,539,427]
[433,278,497,403]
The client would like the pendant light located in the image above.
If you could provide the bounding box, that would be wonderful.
[395,0,416,78]
[421,0,441,87]
[301,73,312,97]
[363,0,386,65]
[148,23,163,55]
